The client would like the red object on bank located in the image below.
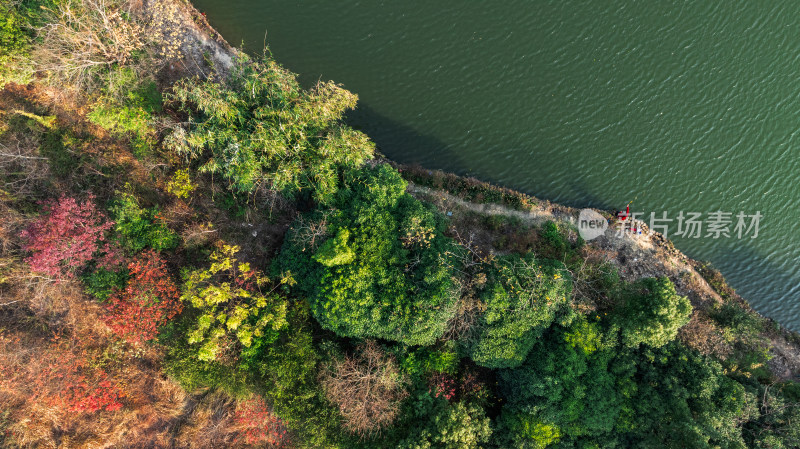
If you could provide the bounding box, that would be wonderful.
[616,205,629,221]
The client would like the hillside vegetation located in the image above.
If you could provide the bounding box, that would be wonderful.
[1,1,799,448]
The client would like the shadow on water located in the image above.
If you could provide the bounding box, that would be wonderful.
[346,103,630,211]
[345,103,457,167]
[344,103,800,330]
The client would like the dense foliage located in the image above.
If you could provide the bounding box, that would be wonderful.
[169,55,374,199]
[233,396,288,446]
[105,250,182,344]
[276,164,461,346]
[468,253,572,368]
[88,68,162,157]
[615,276,692,348]
[397,401,492,449]
[241,305,345,448]
[498,313,753,449]
[0,0,54,85]
[110,191,179,252]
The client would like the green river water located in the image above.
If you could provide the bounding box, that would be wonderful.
[191,0,800,330]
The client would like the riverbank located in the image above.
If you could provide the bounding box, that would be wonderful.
[396,164,800,379]
[157,0,800,381]
[2,1,799,447]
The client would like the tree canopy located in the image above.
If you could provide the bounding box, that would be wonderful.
[169,55,374,200]
[467,253,572,369]
[276,164,461,346]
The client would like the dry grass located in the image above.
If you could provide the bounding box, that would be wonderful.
[0,209,264,448]
[0,81,296,448]
[31,0,151,95]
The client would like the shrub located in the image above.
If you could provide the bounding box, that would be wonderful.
[466,253,572,369]
[110,192,179,252]
[709,302,764,340]
[181,245,289,362]
[65,369,125,413]
[105,250,182,344]
[82,265,129,301]
[275,164,461,346]
[21,194,118,279]
[168,54,374,199]
[0,0,53,85]
[537,220,582,261]
[496,412,562,449]
[615,276,692,348]
[396,344,460,379]
[88,68,162,158]
[233,396,288,446]
[1,336,126,416]
[428,373,457,401]
[320,340,408,437]
[0,4,30,69]
[166,169,196,199]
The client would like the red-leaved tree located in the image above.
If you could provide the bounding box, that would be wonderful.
[20,194,119,279]
[64,368,125,413]
[234,396,288,446]
[429,372,457,401]
[105,250,182,344]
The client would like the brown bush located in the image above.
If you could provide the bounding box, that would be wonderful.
[319,340,407,437]
[679,309,732,359]
[0,116,51,199]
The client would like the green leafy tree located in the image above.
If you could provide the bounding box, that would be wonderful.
[168,54,374,200]
[617,342,754,449]
[467,254,572,368]
[181,245,289,362]
[241,305,346,448]
[396,401,491,449]
[495,412,562,449]
[275,164,461,346]
[498,320,621,447]
[110,191,178,252]
[497,319,754,449]
[615,276,692,348]
[744,384,800,449]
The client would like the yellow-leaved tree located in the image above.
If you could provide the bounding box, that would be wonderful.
[181,245,289,362]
